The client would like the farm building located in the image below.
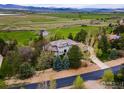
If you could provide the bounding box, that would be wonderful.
[46,39,78,55]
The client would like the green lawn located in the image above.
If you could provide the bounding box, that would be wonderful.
[0,31,37,45]
[42,13,124,19]
[0,26,99,45]
[49,26,99,38]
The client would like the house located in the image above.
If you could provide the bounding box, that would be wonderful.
[39,30,49,37]
[119,19,124,25]
[109,34,120,41]
[46,39,78,55]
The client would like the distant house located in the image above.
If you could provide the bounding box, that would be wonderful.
[46,39,78,55]
[119,19,124,25]
[39,30,49,37]
[109,34,120,41]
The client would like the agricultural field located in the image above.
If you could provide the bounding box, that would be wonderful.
[49,26,99,38]
[0,31,37,45]
[41,13,124,19]
[0,12,123,45]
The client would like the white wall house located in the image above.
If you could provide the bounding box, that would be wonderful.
[46,39,78,56]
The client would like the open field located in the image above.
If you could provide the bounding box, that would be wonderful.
[0,31,37,45]
[0,12,123,45]
[41,13,124,19]
[49,26,99,38]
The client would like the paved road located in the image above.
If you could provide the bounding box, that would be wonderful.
[0,55,3,68]
[11,65,123,89]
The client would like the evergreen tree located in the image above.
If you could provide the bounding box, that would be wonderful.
[73,75,84,89]
[68,33,73,40]
[53,56,63,71]
[62,54,70,70]
[109,48,118,60]
[68,45,82,69]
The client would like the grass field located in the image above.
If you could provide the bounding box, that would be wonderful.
[49,26,99,38]
[0,12,122,45]
[0,31,37,45]
[42,13,124,19]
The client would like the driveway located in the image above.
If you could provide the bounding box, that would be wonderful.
[78,43,109,69]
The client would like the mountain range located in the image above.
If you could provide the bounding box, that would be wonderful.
[0,4,124,13]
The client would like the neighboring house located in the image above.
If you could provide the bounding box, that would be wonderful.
[39,30,49,37]
[46,39,78,55]
[90,20,101,25]
[109,34,120,41]
[119,19,124,25]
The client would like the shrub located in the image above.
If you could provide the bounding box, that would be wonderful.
[18,62,35,79]
[109,48,118,60]
[68,33,73,40]
[73,75,84,89]
[0,80,6,89]
[49,78,56,89]
[74,29,87,43]
[102,69,114,83]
